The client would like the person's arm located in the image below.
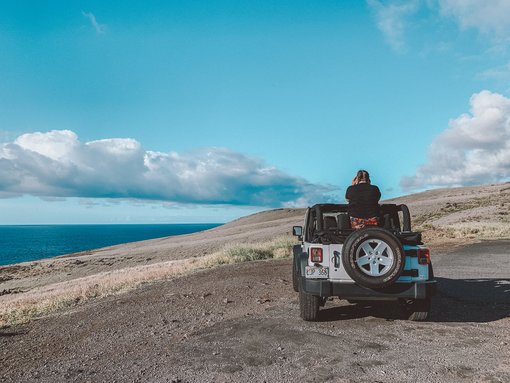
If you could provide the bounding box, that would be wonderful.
[375,186,381,202]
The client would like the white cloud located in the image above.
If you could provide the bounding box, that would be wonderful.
[82,11,106,34]
[367,0,420,51]
[0,130,332,207]
[438,0,510,39]
[401,90,510,190]
[15,129,78,161]
[479,62,510,84]
[368,1,510,51]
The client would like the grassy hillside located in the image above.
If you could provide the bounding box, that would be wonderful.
[1,182,509,327]
[388,183,510,248]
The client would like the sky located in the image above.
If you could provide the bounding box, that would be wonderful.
[0,0,510,224]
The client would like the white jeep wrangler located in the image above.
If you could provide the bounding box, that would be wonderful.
[292,203,436,321]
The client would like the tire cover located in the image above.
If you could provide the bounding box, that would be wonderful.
[342,227,405,289]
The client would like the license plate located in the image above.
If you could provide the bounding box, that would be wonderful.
[305,266,329,279]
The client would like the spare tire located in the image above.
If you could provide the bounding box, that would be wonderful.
[342,227,405,289]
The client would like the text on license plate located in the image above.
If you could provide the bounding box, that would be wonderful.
[305,266,329,279]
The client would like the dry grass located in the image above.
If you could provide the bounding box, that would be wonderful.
[201,236,296,267]
[418,222,510,240]
[0,236,297,328]
[454,222,510,239]
[417,222,510,254]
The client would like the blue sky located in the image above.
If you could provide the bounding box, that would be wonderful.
[1,1,510,224]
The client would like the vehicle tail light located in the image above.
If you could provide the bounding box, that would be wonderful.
[418,248,430,265]
[309,247,323,263]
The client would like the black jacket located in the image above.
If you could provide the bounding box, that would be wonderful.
[345,183,381,218]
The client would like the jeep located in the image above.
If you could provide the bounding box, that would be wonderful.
[292,204,436,321]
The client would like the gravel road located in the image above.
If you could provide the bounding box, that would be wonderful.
[1,241,510,383]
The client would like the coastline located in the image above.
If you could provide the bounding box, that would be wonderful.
[0,208,302,327]
[0,223,222,267]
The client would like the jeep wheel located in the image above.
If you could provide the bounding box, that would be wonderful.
[342,227,405,289]
[427,264,437,295]
[299,290,320,321]
[292,256,300,292]
[404,297,431,321]
[428,263,434,280]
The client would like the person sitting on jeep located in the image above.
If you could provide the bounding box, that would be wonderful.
[345,170,381,229]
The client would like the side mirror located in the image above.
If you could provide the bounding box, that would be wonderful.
[292,226,303,237]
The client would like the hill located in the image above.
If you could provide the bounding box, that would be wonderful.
[387,182,510,248]
[1,182,509,327]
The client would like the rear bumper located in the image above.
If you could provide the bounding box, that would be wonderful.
[300,277,437,300]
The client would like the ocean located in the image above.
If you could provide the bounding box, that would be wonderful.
[0,224,221,266]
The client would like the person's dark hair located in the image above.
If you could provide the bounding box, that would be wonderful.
[356,170,370,183]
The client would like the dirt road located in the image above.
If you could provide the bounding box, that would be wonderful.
[1,241,510,383]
